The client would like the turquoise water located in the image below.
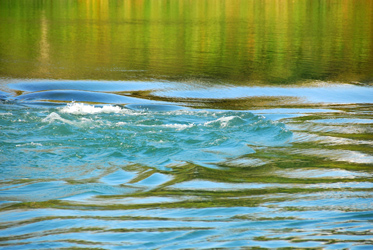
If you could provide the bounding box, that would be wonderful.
[1,79,372,249]
[0,100,292,177]
[1,0,373,249]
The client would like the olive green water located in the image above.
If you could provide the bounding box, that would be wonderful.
[1,0,372,84]
[0,1,372,249]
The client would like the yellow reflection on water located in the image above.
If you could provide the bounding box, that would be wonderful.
[0,0,372,84]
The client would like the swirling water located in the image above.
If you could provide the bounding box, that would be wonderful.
[0,80,372,249]
[1,0,373,249]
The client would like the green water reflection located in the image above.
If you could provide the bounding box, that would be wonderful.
[0,0,372,84]
[1,1,373,249]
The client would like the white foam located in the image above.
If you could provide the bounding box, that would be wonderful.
[115,122,128,126]
[204,116,237,127]
[42,112,95,127]
[42,112,73,124]
[162,123,194,130]
[16,142,42,147]
[60,102,123,115]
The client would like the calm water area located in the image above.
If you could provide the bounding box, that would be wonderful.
[0,0,373,249]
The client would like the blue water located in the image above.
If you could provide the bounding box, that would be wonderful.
[1,0,373,247]
[0,79,372,249]
[1,102,291,172]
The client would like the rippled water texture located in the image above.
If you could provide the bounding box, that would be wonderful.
[1,0,372,84]
[1,0,373,249]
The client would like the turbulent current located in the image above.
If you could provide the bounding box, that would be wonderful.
[1,1,372,248]
[0,80,372,249]
[1,102,292,186]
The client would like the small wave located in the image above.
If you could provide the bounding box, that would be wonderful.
[60,102,123,115]
[0,181,132,202]
[126,104,187,112]
[15,90,151,104]
[293,132,373,146]
[276,168,371,179]
[161,123,195,130]
[204,116,246,128]
[16,142,43,147]
[290,148,373,164]
[42,112,99,129]
[222,158,268,168]
[42,112,74,124]
[9,79,163,92]
[1,102,293,172]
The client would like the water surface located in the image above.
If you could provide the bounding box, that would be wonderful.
[0,1,372,249]
[0,0,372,84]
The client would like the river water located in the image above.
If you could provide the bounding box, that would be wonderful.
[0,1,372,249]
